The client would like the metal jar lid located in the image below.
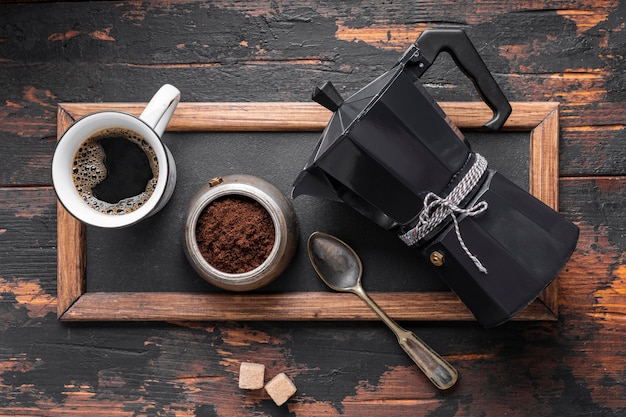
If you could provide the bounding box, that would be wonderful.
[184,174,299,291]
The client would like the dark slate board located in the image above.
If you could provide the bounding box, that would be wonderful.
[86,130,529,293]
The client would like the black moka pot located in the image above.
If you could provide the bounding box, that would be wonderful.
[292,29,579,327]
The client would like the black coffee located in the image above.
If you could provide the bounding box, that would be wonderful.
[72,127,159,215]
[92,136,153,203]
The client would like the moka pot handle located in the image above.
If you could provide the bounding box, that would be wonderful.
[405,29,512,131]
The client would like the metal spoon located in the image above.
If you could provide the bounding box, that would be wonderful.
[307,231,459,390]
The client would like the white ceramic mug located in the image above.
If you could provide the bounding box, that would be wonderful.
[52,84,181,228]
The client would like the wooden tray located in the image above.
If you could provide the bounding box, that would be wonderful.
[56,101,561,322]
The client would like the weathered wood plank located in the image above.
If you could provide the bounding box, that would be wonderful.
[1,140,621,415]
[0,1,623,185]
[0,187,58,325]
[1,96,622,186]
[0,187,57,286]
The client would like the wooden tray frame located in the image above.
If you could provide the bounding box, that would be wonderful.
[56,101,561,322]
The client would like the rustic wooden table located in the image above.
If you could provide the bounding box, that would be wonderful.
[1,2,624,416]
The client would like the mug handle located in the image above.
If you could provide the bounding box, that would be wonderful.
[139,84,181,137]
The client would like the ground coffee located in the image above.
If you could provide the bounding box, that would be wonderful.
[195,196,275,273]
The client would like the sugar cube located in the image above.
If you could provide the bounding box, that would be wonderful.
[264,372,297,406]
[238,362,265,390]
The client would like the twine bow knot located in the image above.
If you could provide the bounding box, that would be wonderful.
[399,153,489,274]
[419,192,489,273]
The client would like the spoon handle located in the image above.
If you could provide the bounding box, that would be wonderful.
[395,327,459,390]
[355,287,458,390]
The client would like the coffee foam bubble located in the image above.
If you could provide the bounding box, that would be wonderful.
[71,127,159,215]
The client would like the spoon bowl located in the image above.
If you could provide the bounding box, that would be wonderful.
[307,231,363,292]
[307,231,459,390]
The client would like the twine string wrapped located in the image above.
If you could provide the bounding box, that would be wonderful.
[399,153,489,273]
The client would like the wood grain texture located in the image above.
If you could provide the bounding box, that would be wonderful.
[55,107,86,317]
[60,291,555,322]
[55,200,85,317]
[1,0,624,415]
[58,101,559,132]
[528,104,561,314]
